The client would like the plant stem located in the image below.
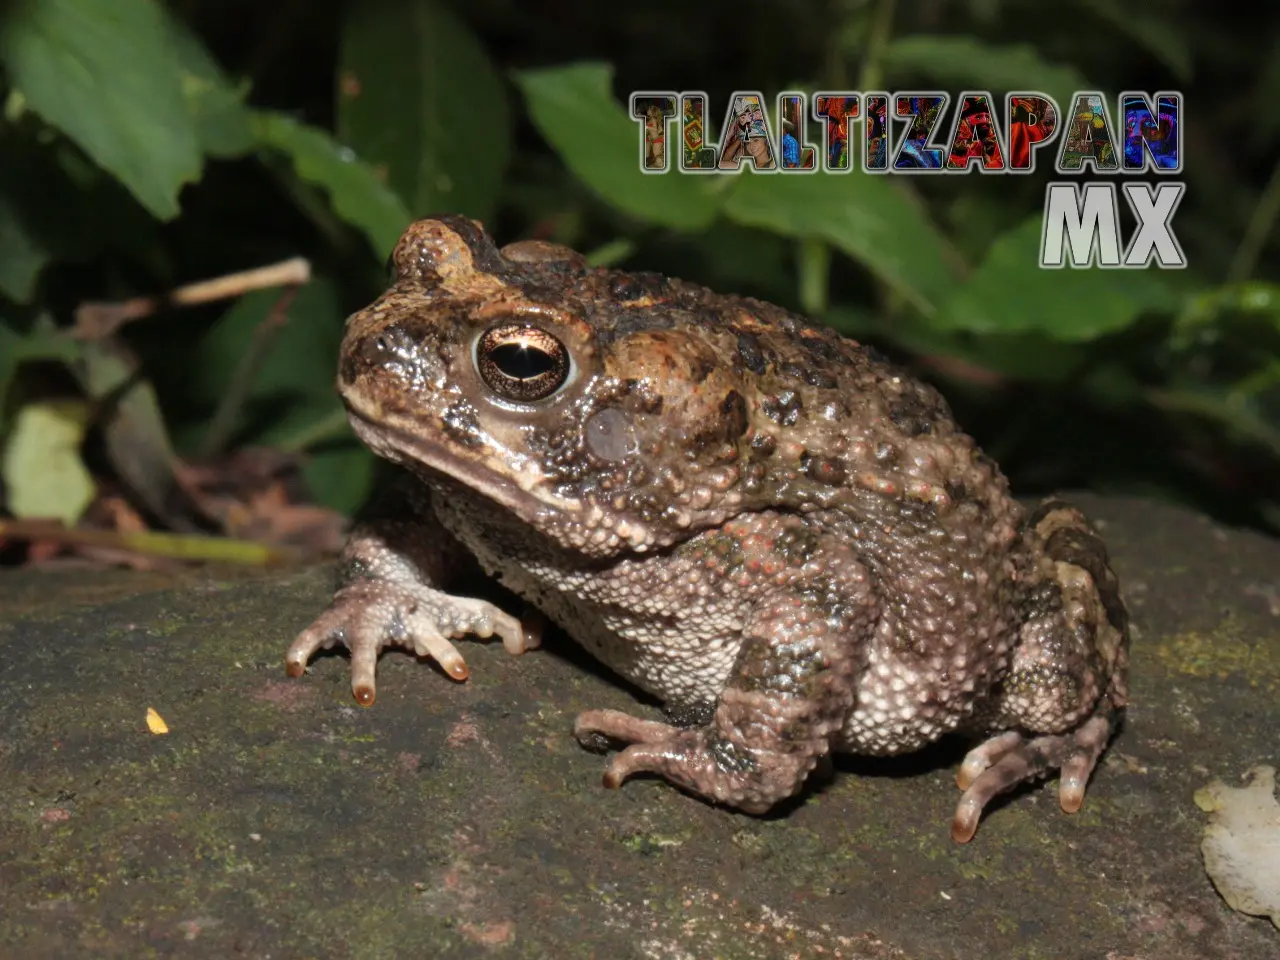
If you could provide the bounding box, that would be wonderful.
[276,405,353,454]
[806,0,897,318]
[1228,157,1280,284]
[199,287,298,459]
[1145,386,1280,459]
[858,0,897,91]
[798,238,831,315]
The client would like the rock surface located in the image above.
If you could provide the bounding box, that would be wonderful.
[1,494,1278,959]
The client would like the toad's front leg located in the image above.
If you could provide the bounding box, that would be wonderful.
[575,554,878,814]
[285,479,531,705]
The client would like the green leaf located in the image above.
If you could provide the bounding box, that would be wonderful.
[0,190,51,301]
[881,36,1091,121]
[302,445,376,515]
[186,277,346,457]
[162,10,253,158]
[0,133,161,288]
[721,172,958,317]
[1175,282,1280,331]
[583,238,636,268]
[1,400,95,524]
[938,216,1177,340]
[0,0,202,220]
[251,110,411,258]
[190,277,344,408]
[0,323,83,433]
[829,305,1086,383]
[338,0,510,222]
[689,223,795,303]
[514,63,721,230]
[252,396,372,514]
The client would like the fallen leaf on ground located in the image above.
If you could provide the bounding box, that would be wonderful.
[146,707,170,735]
[1195,764,1280,929]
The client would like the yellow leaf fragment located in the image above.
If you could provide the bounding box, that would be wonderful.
[146,707,169,735]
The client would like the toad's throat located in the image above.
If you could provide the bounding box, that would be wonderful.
[342,398,579,525]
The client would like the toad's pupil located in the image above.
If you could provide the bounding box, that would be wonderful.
[491,342,554,380]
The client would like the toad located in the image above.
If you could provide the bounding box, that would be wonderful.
[286,215,1129,843]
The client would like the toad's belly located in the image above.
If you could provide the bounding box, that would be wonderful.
[465,533,996,744]
[504,559,746,707]
[505,561,996,752]
[435,492,1004,750]
[835,639,1002,755]
[435,494,752,706]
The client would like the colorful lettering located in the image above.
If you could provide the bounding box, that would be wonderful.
[778,93,817,171]
[680,94,716,171]
[1007,94,1059,172]
[1056,92,1119,173]
[863,94,888,172]
[1040,181,1186,268]
[1121,91,1181,172]
[716,92,778,171]
[630,92,676,173]
[945,92,1006,171]
[813,93,859,171]
[892,93,948,171]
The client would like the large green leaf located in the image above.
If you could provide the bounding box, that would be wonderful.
[338,0,510,222]
[0,0,202,220]
[254,398,374,515]
[828,305,1090,384]
[514,63,721,231]
[162,9,253,158]
[188,279,355,513]
[189,278,344,409]
[0,137,139,302]
[881,36,1091,123]
[938,216,1178,340]
[251,110,411,259]
[300,445,376,515]
[722,172,958,317]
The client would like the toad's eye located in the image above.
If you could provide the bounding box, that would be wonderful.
[474,323,572,403]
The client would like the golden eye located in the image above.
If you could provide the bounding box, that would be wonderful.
[475,323,571,402]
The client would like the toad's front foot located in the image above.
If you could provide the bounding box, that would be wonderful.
[286,580,531,706]
[949,708,1119,843]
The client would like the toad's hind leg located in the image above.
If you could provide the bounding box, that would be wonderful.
[951,499,1130,843]
[575,531,879,814]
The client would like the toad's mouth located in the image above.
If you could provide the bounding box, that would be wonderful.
[341,397,579,526]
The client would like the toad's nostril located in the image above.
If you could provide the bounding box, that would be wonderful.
[360,325,405,366]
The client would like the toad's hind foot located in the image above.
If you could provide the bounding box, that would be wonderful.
[573,707,817,816]
[950,708,1119,844]
[571,555,876,817]
[575,708,680,748]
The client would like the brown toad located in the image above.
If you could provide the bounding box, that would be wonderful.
[286,215,1130,843]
